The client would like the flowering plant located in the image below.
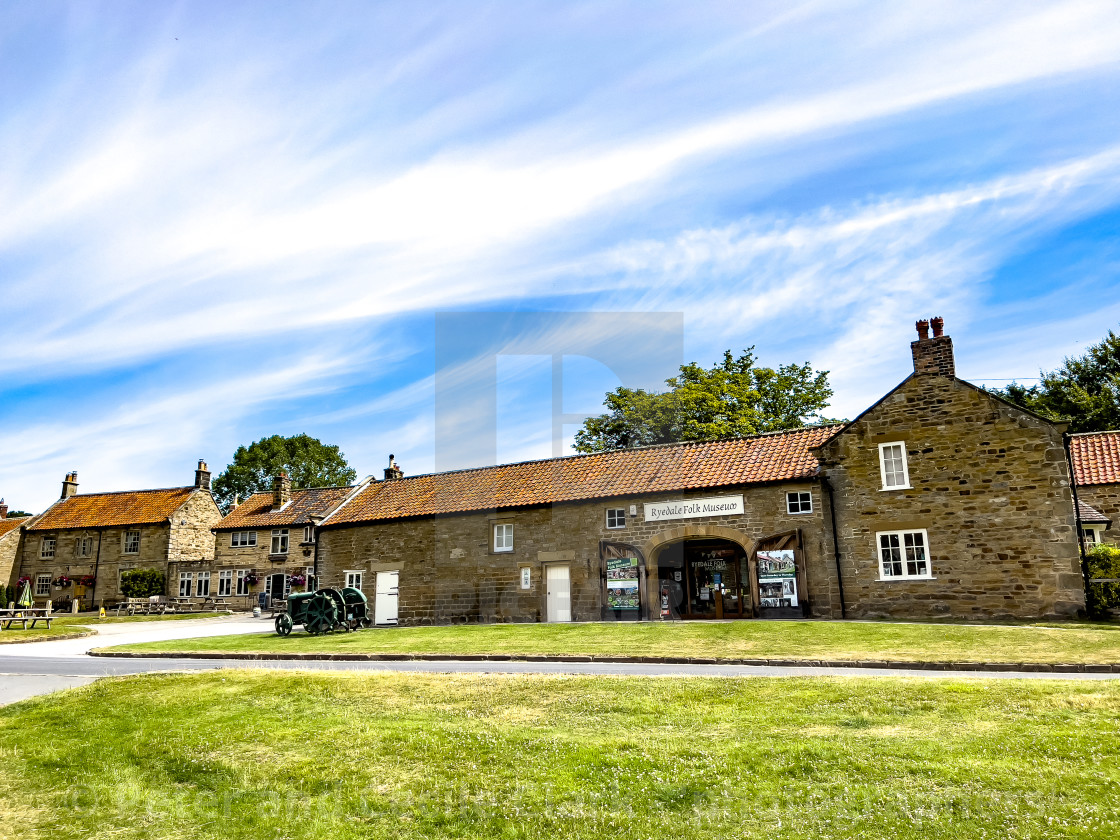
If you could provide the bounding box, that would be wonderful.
[78,575,96,587]
[53,575,72,588]
[17,576,30,586]
[287,573,307,587]
[243,572,259,586]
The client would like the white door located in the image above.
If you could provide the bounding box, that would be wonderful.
[375,571,399,625]
[546,565,571,623]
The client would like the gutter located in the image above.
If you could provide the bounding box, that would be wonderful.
[822,476,846,619]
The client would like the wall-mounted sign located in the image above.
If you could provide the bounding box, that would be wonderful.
[520,567,531,590]
[644,494,744,523]
[757,549,798,608]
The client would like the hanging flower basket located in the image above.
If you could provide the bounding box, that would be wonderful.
[53,575,72,588]
[287,573,307,589]
[78,575,96,588]
[243,572,260,587]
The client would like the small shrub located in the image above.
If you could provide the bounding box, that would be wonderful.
[1086,544,1120,618]
[120,569,165,598]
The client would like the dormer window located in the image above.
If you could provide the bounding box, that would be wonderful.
[303,525,315,543]
[878,442,911,490]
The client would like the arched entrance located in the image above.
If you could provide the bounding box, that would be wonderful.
[653,537,751,619]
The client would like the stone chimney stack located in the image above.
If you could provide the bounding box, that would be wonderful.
[194,459,211,490]
[384,454,404,481]
[61,471,79,500]
[911,316,955,377]
[272,472,292,508]
[0,499,7,519]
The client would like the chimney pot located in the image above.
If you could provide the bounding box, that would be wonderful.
[910,317,954,377]
[384,455,404,481]
[915,319,930,341]
[0,498,7,519]
[931,316,944,338]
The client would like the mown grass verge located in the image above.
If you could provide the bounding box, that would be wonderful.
[105,618,1120,664]
[0,671,1117,839]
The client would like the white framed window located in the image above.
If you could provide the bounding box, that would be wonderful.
[218,570,233,597]
[123,530,141,554]
[520,567,532,590]
[1081,525,1103,545]
[606,508,626,529]
[235,569,251,596]
[494,523,514,552]
[786,491,813,515]
[197,571,211,597]
[178,572,194,598]
[345,570,363,590]
[878,442,911,490]
[270,529,289,555]
[36,574,51,596]
[231,531,257,548]
[40,537,56,559]
[303,525,315,543]
[77,535,95,557]
[877,529,932,580]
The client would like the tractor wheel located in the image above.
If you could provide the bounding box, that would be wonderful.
[303,593,338,636]
[275,612,293,636]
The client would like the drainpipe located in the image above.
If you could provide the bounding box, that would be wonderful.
[1063,433,1091,598]
[90,528,104,608]
[308,516,324,590]
[822,476,846,619]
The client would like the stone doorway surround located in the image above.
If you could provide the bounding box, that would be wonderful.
[645,524,758,619]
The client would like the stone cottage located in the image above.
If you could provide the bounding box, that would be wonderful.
[1068,431,1120,547]
[207,473,371,608]
[314,319,1085,624]
[0,500,32,591]
[16,462,221,606]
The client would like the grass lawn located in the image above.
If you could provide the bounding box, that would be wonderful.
[107,618,1120,664]
[55,611,230,625]
[0,612,230,644]
[0,624,91,644]
[1,671,1118,839]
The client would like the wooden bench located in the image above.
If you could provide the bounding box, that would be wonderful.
[113,597,168,617]
[0,608,54,631]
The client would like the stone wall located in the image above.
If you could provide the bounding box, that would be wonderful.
[206,524,318,607]
[167,490,222,565]
[317,481,837,625]
[17,525,172,605]
[1076,483,1120,545]
[819,375,1084,619]
[0,529,22,590]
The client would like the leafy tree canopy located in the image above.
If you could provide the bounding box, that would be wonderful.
[211,434,357,513]
[573,349,836,453]
[996,329,1120,433]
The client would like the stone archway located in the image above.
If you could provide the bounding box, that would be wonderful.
[644,525,757,619]
[643,523,756,563]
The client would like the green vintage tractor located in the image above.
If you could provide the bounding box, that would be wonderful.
[275,587,372,635]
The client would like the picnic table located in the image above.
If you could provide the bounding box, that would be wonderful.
[113,597,168,617]
[0,607,53,631]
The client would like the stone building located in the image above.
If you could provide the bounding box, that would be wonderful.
[0,500,32,591]
[315,319,1085,624]
[16,462,221,606]
[1069,431,1120,547]
[208,474,371,608]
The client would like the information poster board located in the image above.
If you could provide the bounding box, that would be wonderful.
[757,549,798,608]
[606,556,640,611]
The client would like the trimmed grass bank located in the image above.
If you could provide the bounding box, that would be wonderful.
[1,672,1118,839]
[107,618,1120,664]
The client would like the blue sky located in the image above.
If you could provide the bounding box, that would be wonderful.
[4,1,1120,511]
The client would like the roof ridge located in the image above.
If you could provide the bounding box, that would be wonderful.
[382,424,844,483]
[1069,430,1120,437]
[62,486,195,498]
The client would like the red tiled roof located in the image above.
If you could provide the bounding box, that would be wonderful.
[0,517,28,539]
[215,486,355,531]
[327,426,839,526]
[1070,431,1120,486]
[26,488,196,531]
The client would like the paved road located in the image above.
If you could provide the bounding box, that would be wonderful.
[1,616,1118,706]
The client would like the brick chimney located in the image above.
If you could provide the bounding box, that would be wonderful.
[0,499,7,519]
[272,472,292,508]
[384,454,403,481]
[194,459,211,490]
[911,316,955,377]
[61,471,79,500]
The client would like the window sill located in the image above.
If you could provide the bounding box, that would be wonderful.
[878,486,912,492]
[605,526,627,530]
[268,554,290,562]
[876,576,936,582]
[493,548,514,554]
[786,511,813,516]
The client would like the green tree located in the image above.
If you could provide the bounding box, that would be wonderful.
[573,349,835,453]
[997,329,1120,433]
[211,434,357,513]
[119,569,165,598]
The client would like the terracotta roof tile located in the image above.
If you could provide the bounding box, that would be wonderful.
[215,486,355,531]
[1070,431,1120,486]
[26,488,196,531]
[0,517,28,538]
[327,426,838,526]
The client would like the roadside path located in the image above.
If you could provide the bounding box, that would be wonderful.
[2,616,1119,707]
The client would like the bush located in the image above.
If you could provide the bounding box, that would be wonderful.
[119,569,165,598]
[1086,544,1120,618]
